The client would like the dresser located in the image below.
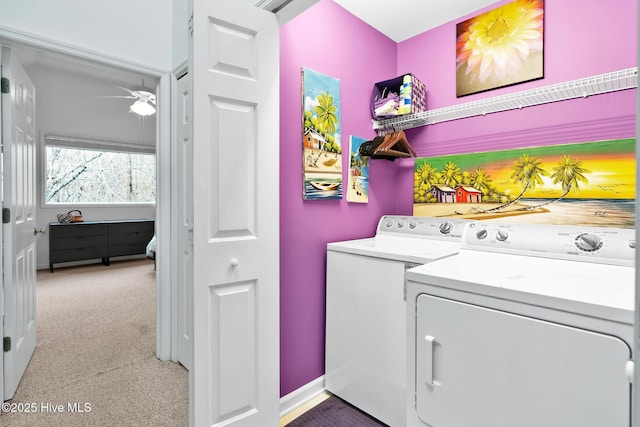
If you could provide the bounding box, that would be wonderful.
[49,219,154,272]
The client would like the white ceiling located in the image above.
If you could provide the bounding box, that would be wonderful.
[331,0,500,42]
[14,47,156,90]
[12,0,502,89]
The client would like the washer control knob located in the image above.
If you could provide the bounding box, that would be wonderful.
[495,230,509,242]
[408,221,417,230]
[385,219,394,228]
[575,233,603,252]
[438,222,453,234]
[476,229,488,240]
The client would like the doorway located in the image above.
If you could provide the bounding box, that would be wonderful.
[1,40,178,406]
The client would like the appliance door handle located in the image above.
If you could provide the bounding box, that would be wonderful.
[425,335,436,386]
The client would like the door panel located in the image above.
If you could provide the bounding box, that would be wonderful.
[176,72,193,371]
[190,1,279,426]
[1,46,38,401]
[416,294,631,427]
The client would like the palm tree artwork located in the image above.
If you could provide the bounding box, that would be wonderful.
[302,68,342,200]
[441,161,464,188]
[347,136,370,204]
[482,154,548,212]
[411,138,635,228]
[528,155,591,209]
[469,168,492,196]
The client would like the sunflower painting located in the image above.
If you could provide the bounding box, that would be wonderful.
[456,0,544,97]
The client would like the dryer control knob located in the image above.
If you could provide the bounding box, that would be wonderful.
[385,220,394,228]
[408,221,417,230]
[495,230,509,241]
[397,221,406,229]
[438,222,453,234]
[475,229,488,240]
[575,233,603,252]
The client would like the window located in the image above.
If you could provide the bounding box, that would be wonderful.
[44,136,156,205]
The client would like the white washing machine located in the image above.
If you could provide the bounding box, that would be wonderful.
[325,215,473,427]
[405,222,635,427]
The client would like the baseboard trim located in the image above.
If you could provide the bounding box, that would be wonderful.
[279,376,326,418]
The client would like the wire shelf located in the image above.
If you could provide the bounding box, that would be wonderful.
[372,67,638,132]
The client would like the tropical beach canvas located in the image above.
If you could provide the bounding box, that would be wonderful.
[347,136,369,203]
[413,138,636,228]
[456,0,544,97]
[302,68,342,200]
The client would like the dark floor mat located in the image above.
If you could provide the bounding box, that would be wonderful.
[286,395,388,426]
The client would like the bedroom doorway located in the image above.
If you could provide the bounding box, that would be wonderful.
[0,39,176,403]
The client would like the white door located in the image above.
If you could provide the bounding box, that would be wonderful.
[0,46,38,401]
[176,72,193,371]
[190,1,280,426]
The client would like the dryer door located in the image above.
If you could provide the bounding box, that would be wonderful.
[415,294,631,427]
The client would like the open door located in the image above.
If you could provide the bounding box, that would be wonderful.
[189,0,280,425]
[176,72,193,371]
[0,46,38,401]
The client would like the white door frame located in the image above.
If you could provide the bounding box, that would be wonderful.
[0,29,175,361]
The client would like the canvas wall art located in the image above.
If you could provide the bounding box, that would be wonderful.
[347,136,369,203]
[302,68,342,200]
[413,139,635,228]
[456,0,544,97]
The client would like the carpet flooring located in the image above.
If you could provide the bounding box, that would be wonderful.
[285,396,387,427]
[1,259,188,426]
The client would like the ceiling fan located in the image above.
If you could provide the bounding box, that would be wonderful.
[88,83,156,116]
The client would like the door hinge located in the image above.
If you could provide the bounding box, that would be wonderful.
[1,77,9,94]
[3,337,10,352]
[188,14,193,37]
[2,207,10,224]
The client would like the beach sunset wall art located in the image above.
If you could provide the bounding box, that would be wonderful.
[302,68,342,200]
[347,136,369,203]
[413,139,635,228]
[456,0,544,97]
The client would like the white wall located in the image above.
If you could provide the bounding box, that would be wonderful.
[173,0,189,70]
[27,63,156,270]
[0,0,172,269]
[0,0,173,73]
[26,64,157,145]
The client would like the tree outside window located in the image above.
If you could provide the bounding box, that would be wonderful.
[45,145,156,204]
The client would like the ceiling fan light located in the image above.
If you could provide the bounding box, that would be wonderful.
[130,100,156,116]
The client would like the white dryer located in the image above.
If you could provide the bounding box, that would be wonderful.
[325,215,473,427]
[405,222,635,427]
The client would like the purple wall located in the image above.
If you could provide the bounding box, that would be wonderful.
[280,0,637,397]
[396,0,638,207]
[279,1,400,396]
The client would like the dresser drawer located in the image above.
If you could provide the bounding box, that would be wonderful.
[50,223,108,238]
[50,246,108,263]
[51,235,108,250]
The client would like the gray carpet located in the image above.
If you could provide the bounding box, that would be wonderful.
[1,259,188,426]
[286,396,387,426]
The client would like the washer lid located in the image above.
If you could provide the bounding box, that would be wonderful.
[328,236,463,264]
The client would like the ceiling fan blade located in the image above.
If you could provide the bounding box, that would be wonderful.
[86,95,137,99]
[114,85,138,96]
